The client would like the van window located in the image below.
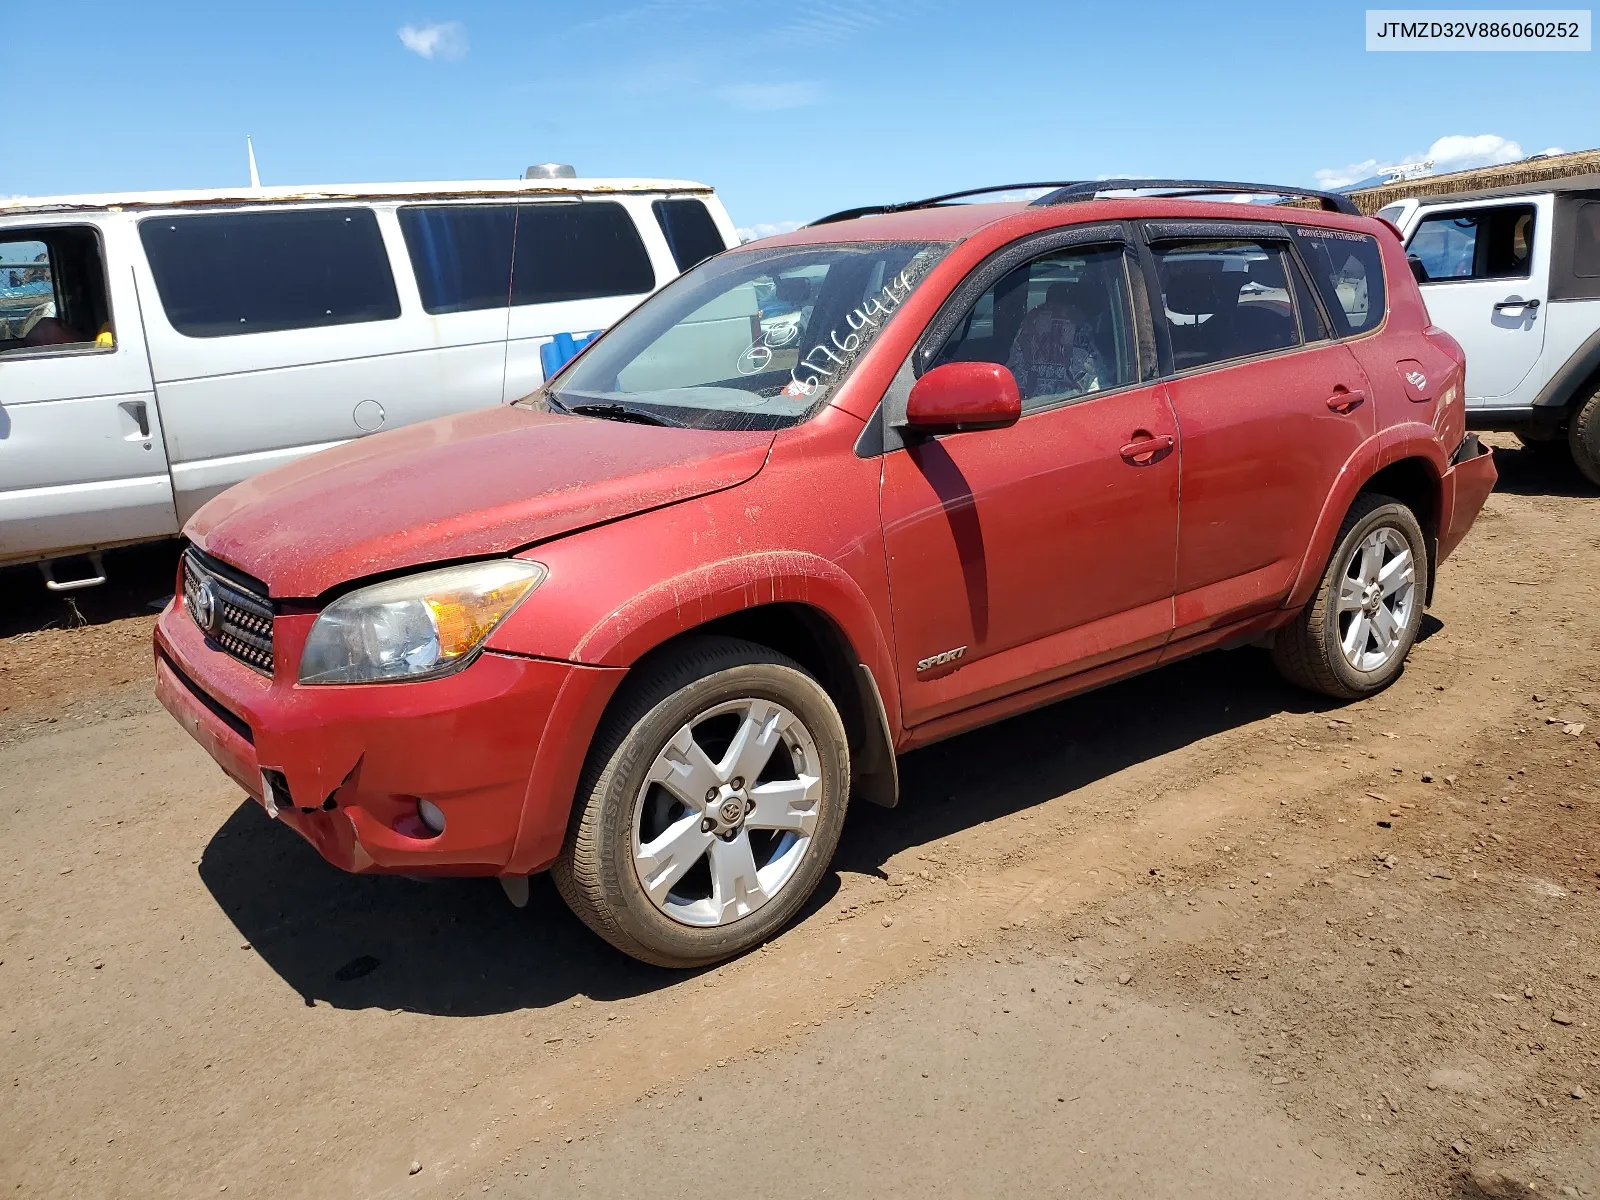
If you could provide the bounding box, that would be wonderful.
[1152,240,1303,371]
[0,227,114,355]
[1289,227,1388,336]
[653,199,727,272]
[139,208,401,337]
[1407,204,1535,283]
[397,204,517,315]
[510,201,654,306]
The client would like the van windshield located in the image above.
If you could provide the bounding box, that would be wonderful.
[523,239,951,430]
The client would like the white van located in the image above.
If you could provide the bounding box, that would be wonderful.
[0,174,739,588]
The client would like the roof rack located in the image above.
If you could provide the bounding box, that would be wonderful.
[1028,179,1361,216]
[807,182,1082,226]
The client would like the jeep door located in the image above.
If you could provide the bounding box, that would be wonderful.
[1142,225,1375,640]
[1405,197,1551,405]
[879,232,1179,727]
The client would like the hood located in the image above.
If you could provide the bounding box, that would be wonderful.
[187,406,775,597]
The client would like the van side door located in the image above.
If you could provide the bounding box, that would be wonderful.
[1405,196,1552,407]
[0,216,178,563]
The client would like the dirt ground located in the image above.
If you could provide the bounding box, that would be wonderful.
[0,436,1596,1199]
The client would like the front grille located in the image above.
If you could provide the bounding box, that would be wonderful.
[182,549,276,676]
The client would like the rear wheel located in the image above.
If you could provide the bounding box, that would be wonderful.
[1568,386,1600,488]
[552,636,850,968]
[1272,493,1429,700]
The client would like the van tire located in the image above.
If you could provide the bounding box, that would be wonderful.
[1567,387,1600,488]
[1273,494,1429,701]
[552,636,850,968]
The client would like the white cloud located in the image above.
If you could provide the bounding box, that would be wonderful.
[1315,133,1546,189]
[715,81,821,112]
[735,220,805,243]
[398,20,468,60]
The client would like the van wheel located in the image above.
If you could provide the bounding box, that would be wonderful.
[552,636,850,968]
[1568,387,1600,487]
[1272,494,1429,701]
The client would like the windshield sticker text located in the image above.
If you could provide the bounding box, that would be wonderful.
[787,270,917,397]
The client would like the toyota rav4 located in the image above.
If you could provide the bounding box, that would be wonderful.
[155,179,1497,967]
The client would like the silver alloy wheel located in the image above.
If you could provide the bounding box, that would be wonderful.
[1335,525,1416,672]
[630,697,823,928]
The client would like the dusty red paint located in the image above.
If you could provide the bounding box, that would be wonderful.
[157,194,1495,881]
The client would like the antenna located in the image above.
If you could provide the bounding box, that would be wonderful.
[247,136,261,189]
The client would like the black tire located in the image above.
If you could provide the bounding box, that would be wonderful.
[1272,493,1430,700]
[552,636,850,968]
[1568,386,1600,488]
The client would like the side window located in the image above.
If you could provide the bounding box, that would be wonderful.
[1573,201,1600,279]
[140,208,400,337]
[653,199,727,272]
[1151,239,1303,371]
[510,201,655,306]
[1406,204,1535,283]
[1288,227,1388,336]
[397,205,517,314]
[0,228,114,355]
[930,245,1137,411]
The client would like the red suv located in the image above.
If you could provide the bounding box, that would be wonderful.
[155,179,1497,967]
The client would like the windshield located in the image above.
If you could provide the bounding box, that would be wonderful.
[522,239,952,430]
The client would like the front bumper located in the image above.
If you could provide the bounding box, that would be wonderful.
[154,596,623,876]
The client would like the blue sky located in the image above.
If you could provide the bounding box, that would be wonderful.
[6,0,1595,233]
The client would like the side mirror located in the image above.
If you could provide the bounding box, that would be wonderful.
[1407,254,1430,284]
[903,362,1021,435]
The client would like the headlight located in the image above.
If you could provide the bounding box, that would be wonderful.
[298,560,546,685]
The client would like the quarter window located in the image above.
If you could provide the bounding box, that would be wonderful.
[510,201,655,306]
[1407,204,1536,283]
[1573,201,1600,279]
[397,204,517,315]
[140,208,400,337]
[1152,240,1303,372]
[0,227,114,355]
[653,199,727,272]
[1289,227,1388,337]
[930,245,1138,412]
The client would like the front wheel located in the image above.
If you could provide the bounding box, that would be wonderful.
[1272,494,1429,700]
[552,636,850,968]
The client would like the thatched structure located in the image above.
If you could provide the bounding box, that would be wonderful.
[1347,148,1600,213]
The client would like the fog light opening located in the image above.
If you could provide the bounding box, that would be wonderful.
[416,798,447,836]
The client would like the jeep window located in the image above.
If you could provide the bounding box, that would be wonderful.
[653,199,727,272]
[1574,201,1600,279]
[1289,227,1387,336]
[0,228,114,356]
[1407,204,1536,284]
[929,245,1137,412]
[510,201,655,305]
[525,239,950,431]
[140,208,401,337]
[1151,240,1303,371]
[398,204,517,315]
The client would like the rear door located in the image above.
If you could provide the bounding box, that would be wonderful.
[1143,224,1375,640]
[1405,196,1552,405]
[0,216,178,562]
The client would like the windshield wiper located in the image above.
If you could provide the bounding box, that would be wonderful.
[563,401,679,427]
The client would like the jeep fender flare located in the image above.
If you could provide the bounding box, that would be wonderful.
[1284,424,1448,612]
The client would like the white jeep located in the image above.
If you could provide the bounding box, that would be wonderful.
[1377,173,1600,484]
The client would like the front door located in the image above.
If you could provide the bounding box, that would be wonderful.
[1407,197,1551,405]
[880,239,1179,728]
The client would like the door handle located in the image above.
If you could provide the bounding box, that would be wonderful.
[1118,432,1174,465]
[119,399,150,438]
[1326,387,1366,414]
[1492,297,1540,312]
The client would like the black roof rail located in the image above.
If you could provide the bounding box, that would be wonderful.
[807,182,1085,226]
[1029,179,1361,216]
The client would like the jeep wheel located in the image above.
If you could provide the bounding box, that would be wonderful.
[1568,386,1600,488]
[1272,494,1429,700]
[552,636,850,968]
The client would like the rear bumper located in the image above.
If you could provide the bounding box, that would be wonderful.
[154,598,623,876]
[1438,438,1497,564]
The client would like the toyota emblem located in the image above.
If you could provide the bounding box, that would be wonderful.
[193,578,219,635]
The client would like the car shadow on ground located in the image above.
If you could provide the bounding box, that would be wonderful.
[199,644,1362,1018]
[1487,442,1599,499]
[0,539,182,637]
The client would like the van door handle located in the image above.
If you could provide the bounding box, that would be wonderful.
[1326,387,1366,414]
[1493,297,1540,312]
[1118,433,1174,465]
[120,400,150,439]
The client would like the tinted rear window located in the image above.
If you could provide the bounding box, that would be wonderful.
[1290,227,1387,336]
[510,202,654,306]
[1573,201,1600,278]
[139,208,400,337]
[653,199,727,272]
[398,204,517,314]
